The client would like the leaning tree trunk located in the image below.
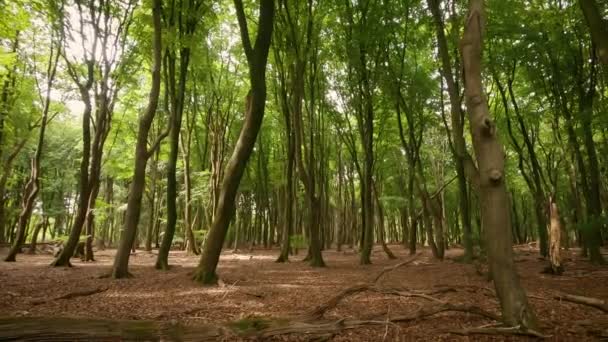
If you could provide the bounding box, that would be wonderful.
[111,0,163,279]
[460,0,538,329]
[192,0,274,285]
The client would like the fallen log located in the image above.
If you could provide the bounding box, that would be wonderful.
[450,325,551,338]
[555,293,608,313]
[0,302,502,342]
[30,286,108,305]
[0,317,228,341]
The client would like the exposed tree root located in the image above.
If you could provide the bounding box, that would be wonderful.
[373,253,421,283]
[305,253,422,320]
[554,293,608,313]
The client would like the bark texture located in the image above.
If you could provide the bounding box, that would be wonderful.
[460,0,538,329]
[578,0,608,64]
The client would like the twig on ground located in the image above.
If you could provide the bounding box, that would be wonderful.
[382,304,390,342]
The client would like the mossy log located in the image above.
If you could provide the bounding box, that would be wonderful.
[0,317,227,341]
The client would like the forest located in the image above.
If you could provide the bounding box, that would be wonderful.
[0,0,607,340]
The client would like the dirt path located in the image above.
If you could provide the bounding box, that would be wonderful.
[0,245,606,341]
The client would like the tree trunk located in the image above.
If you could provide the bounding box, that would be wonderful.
[373,182,396,259]
[27,220,43,255]
[192,0,274,284]
[276,113,294,262]
[460,0,538,329]
[156,9,196,268]
[578,0,608,64]
[547,195,563,274]
[181,131,198,255]
[111,0,163,278]
[427,0,474,263]
[145,153,158,252]
[4,40,60,262]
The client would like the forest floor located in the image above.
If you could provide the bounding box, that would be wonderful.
[0,244,607,341]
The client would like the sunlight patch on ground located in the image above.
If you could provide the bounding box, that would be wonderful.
[220,253,276,261]
[274,284,303,289]
[175,288,235,296]
[106,292,160,299]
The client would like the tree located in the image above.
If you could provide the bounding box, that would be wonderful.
[192,0,274,284]
[460,0,538,329]
[155,0,204,270]
[273,0,325,267]
[52,0,136,266]
[111,0,165,279]
[578,0,608,64]
[4,3,61,261]
[427,0,475,262]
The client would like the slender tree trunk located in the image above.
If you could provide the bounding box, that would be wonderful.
[460,0,537,329]
[27,219,45,255]
[193,0,274,284]
[276,114,294,262]
[547,195,563,274]
[181,134,198,255]
[5,40,60,262]
[156,26,195,266]
[427,0,474,263]
[111,0,163,278]
[145,153,158,252]
[373,182,396,259]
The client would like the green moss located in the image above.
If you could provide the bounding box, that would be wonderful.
[192,269,218,285]
[228,317,271,333]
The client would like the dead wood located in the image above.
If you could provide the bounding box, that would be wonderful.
[555,293,608,313]
[305,254,421,320]
[389,302,500,322]
[4,297,501,340]
[0,317,227,341]
[373,252,421,283]
[574,319,608,338]
[449,325,551,338]
[30,286,108,305]
[57,286,108,300]
[305,283,372,319]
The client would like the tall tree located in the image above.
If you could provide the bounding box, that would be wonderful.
[52,0,136,266]
[427,0,475,262]
[4,5,61,261]
[274,0,325,266]
[460,0,538,329]
[155,0,203,270]
[192,0,274,284]
[111,0,165,279]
